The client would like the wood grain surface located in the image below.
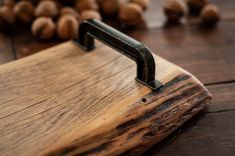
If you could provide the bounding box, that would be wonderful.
[0,41,211,156]
[0,0,234,155]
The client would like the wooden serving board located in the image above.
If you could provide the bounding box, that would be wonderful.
[0,41,211,156]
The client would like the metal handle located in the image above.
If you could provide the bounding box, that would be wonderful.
[76,19,162,90]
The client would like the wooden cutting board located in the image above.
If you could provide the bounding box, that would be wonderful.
[0,20,211,156]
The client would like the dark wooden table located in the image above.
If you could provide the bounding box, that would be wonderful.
[0,0,235,155]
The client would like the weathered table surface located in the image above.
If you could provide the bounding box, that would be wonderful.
[0,0,234,155]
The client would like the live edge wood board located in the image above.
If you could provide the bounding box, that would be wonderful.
[0,41,211,156]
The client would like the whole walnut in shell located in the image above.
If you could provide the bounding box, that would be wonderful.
[75,0,98,13]
[163,0,187,23]
[98,0,120,15]
[14,1,34,23]
[119,3,143,26]
[3,0,15,8]
[0,6,14,24]
[130,0,150,11]
[35,0,59,18]
[0,6,15,31]
[32,17,56,40]
[200,4,220,25]
[80,10,102,21]
[61,7,80,20]
[57,15,79,40]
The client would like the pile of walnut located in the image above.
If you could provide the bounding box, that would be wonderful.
[163,0,220,26]
[0,0,150,40]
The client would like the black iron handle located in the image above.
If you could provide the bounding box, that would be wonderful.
[76,19,162,90]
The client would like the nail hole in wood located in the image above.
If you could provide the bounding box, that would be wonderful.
[142,98,147,103]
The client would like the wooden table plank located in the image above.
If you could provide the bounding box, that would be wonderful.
[207,83,235,113]
[128,21,235,84]
[11,26,60,58]
[210,0,235,20]
[0,34,15,64]
[145,82,235,156]
[146,110,235,156]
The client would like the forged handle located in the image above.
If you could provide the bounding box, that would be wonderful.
[77,19,162,90]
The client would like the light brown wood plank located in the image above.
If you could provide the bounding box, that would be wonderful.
[0,41,211,156]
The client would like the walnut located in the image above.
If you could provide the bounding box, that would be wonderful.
[0,6,15,31]
[80,10,102,21]
[60,7,80,20]
[13,1,34,23]
[35,0,59,18]
[3,0,15,8]
[31,17,56,40]
[200,4,220,25]
[163,0,187,23]
[119,3,143,26]
[56,15,79,40]
[98,0,120,15]
[129,0,150,11]
[75,0,98,13]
